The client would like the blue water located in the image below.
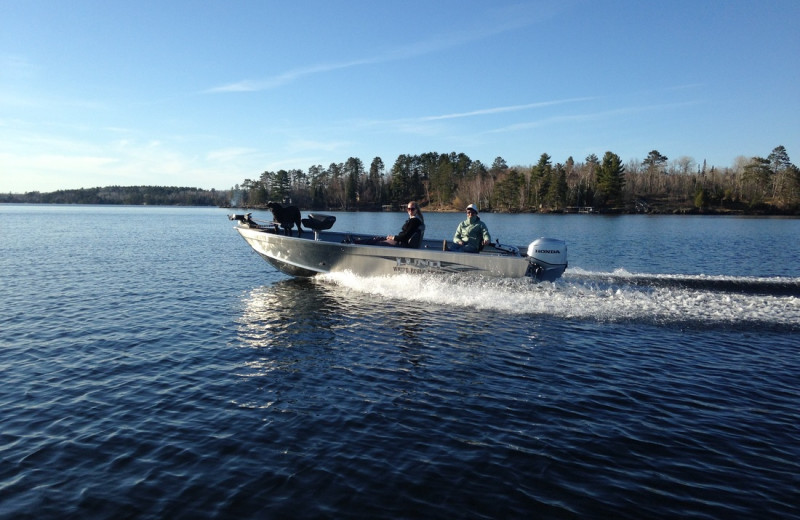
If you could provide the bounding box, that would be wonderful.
[1,205,798,519]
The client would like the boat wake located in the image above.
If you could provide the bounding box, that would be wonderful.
[567,267,800,296]
[318,269,800,331]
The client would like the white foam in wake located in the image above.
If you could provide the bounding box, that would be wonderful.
[567,267,800,285]
[319,271,800,328]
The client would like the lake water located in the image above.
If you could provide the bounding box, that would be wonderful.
[1,205,798,519]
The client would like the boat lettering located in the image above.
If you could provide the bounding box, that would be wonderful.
[394,257,442,269]
[393,267,431,274]
[535,249,561,254]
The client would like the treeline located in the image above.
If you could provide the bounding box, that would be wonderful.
[5,146,797,214]
[1,185,228,206]
[236,145,800,214]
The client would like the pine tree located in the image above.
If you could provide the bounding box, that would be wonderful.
[596,151,625,207]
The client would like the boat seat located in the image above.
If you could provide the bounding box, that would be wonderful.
[301,214,336,231]
[405,224,425,249]
[301,214,336,241]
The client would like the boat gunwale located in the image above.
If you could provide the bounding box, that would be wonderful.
[233,224,531,260]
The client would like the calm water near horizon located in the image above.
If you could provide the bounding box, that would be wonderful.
[1,204,798,519]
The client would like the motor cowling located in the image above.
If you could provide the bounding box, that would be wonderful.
[527,238,567,270]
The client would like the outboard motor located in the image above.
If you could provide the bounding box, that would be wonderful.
[526,237,568,281]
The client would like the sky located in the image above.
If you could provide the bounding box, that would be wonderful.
[1,0,798,193]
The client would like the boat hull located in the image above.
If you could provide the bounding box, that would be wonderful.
[234,225,566,282]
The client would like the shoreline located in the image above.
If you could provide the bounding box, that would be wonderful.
[2,201,797,216]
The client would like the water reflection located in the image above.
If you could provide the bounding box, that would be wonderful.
[236,278,341,351]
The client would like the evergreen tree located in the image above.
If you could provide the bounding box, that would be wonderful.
[545,163,568,210]
[642,150,669,171]
[742,157,772,204]
[328,162,345,209]
[492,168,523,211]
[367,157,385,206]
[528,153,552,209]
[432,154,455,207]
[307,164,327,209]
[273,170,291,202]
[596,151,625,207]
[389,154,413,203]
[490,156,508,179]
[344,157,364,209]
[767,145,795,205]
[694,186,708,209]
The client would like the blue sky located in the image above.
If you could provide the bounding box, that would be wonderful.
[2,0,798,193]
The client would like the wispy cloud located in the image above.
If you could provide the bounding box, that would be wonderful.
[486,101,701,133]
[264,157,327,170]
[287,138,352,153]
[206,147,259,162]
[205,5,550,94]
[349,97,596,137]
[419,97,596,121]
[206,58,380,93]
[0,54,38,80]
[664,83,705,91]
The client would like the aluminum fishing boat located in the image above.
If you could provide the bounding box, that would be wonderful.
[229,213,567,282]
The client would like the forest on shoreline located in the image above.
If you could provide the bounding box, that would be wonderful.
[0,185,224,206]
[3,145,798,215]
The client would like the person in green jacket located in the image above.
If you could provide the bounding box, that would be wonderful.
[452,204,491,253]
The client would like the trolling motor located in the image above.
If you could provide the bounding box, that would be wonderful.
[228,213,248,221]
[228,213,256,226]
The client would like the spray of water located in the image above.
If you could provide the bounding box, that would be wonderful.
[318,270,800,330]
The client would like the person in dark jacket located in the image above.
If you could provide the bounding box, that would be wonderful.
[356,201,424,247]
[452,204,490,252]
[387,201,424,247]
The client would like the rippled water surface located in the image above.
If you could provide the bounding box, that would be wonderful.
[1,205,798,519]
